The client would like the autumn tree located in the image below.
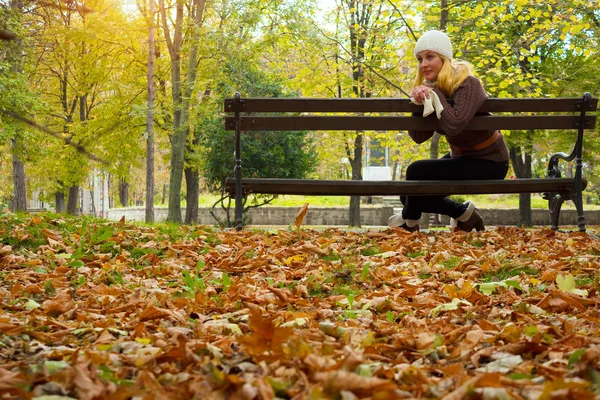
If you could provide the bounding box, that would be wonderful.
[157,0,207,223]
[196,58,317,227]
[0,0,30,211]
[138,0,157,223]
[443,1,600,225]
[284,0,416,226]
[22,0,148,214]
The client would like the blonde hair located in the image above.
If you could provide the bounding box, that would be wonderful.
[414,55,473,97]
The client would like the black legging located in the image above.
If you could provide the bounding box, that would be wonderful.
[400,153,509,220]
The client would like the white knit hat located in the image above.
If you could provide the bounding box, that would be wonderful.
[414,30,452,60]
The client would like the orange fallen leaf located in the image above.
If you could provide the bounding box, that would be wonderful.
[239,303,294,360]
[94,329,116,345]
[41,228,62,241]
[293,203,309,229]
[312,370,397,394]
[0,322,24,336]
[73,361,108,400]
[257,377,276,399]
[42,292,75,317]
[139,305,172,322]
[0,245,12,257]
[29,216,43,225]
[0,368,26,391]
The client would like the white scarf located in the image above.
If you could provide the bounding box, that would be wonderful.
[410,88,444,119]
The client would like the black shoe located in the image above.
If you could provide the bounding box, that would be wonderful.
[456,209,485,232]
[397,223,420,232]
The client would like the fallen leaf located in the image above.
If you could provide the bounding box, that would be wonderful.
[312,370,397,394]
[0,322,24,335]
[73,361,106,400]
[238,304,294,360]
[293,203,309,229]
[0,368,26,391]
[41,228,62,242]
[42,292,75,316]
[138,305,172,322]
[556,274,588,297]
[476,354,523,373]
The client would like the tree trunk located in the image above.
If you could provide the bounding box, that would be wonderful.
[429,133,441,160]
[161,0,206,224]
[55,191,66,213]
[162,0,184,223]
[145,0,156,224]
[509,137,533,227]
[107,174,113,209]
[182,0,206,225]
[184,167,199,224]
[162,184,167,205]
[67,185,80,214]
[429,0,447,162]
[391,161,398,180]
[440,0,448,31]
[346,1,370,228]
[9,0,27,212]
[89,189,96,215]
[349,133,363,227]
[119,178,129,207]
[11,137,27,212]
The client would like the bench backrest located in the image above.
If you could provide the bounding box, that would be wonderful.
[224,95,597,132]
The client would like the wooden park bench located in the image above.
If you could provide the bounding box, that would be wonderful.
[224,93,597,232]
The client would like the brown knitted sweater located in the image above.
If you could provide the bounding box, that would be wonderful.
[408,76,509,162]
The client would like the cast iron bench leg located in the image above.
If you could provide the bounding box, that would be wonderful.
[547,193,564,231]
[573,190,586,232]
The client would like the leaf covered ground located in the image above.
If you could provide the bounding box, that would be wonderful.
[1,213,600,399]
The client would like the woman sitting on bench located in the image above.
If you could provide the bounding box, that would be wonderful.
[388,30,510,232]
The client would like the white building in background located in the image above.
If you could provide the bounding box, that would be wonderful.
[28,169,110,218]
[80,169,110,218]
[362,136,393,181]
[28,190,47,211]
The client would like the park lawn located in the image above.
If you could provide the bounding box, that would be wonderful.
[196,193,600,210]
[1,212,600,398]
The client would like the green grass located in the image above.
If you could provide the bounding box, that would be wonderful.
[321,252,341,261]
[481,264,539,282]
[360,246,381,256]
[452,194,600,210]
[406,250,426,258]
[440,256,462,269]
[191,193,600,209]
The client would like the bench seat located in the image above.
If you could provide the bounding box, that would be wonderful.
[225,177,582,197]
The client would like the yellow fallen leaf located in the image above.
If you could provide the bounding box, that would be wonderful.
[285,254,306,266]
[530,277,539,285]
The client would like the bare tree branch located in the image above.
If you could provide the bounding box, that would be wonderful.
[0,109,109,165]
[363,63,411,97]
[311,17,410,97]
[385,0,418,41]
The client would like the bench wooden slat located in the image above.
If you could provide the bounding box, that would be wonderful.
[224,97,598,113]
[225,178,578,196]
[225,115,596,132]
